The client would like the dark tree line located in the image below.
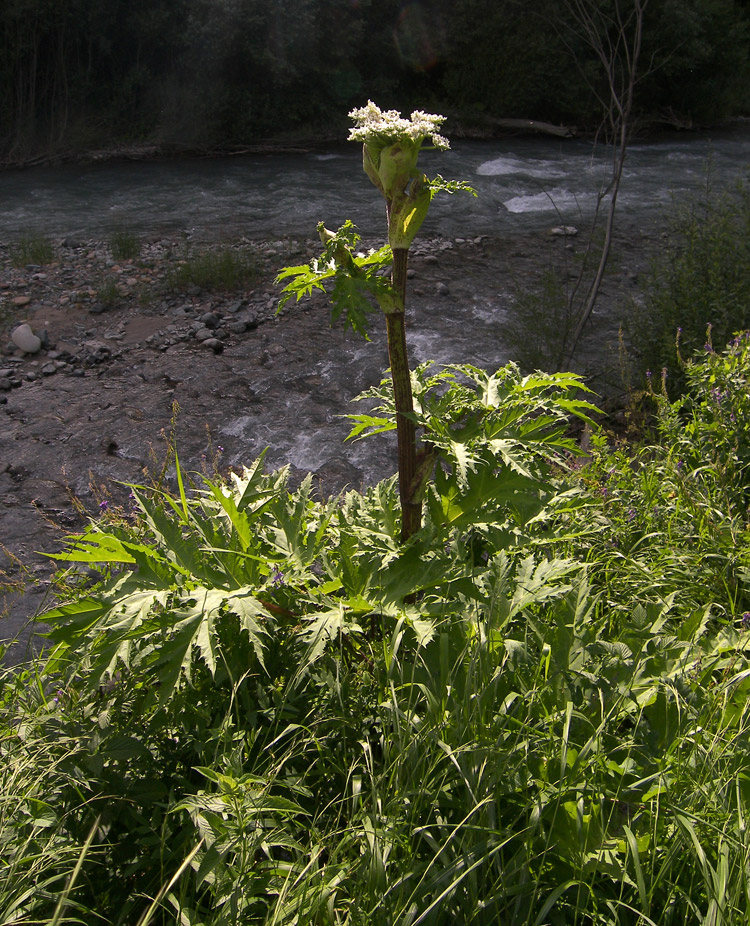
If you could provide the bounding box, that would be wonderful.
[1,0,748,162]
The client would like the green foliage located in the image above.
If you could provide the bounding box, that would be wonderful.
[95,276,123,306]
[108,226,142,262]
[3,0,748,161]
[630,179,750,394]
[5,343,750,922]
[276,220,395,337]
[564,334,750,628]
[349,362,597,529]
[500,268,579,373]
[167,245,260,292]
[0,660,99,924]
[640,0,750,123]
[10,231,55,267]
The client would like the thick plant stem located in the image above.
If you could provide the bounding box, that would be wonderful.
[388,247,420,541]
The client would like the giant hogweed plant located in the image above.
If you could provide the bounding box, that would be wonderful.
[41,365,595,703]
[31,370,600,920]
[11,323,750,922]
[277,102,475,541]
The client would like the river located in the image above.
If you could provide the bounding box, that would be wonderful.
[1,126,750,243]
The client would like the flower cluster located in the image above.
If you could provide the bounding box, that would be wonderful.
[348,101,449,150]
[348,101,451,250]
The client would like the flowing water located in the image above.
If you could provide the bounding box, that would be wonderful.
[1,126,750,242]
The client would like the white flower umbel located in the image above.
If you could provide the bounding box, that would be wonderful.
[348,101,449,150]
[348,101,449,250]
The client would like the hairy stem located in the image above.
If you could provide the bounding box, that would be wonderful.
[388,247,420,541]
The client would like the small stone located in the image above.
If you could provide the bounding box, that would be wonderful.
[227,320,247,335]
[202,338,224,353]
[12,295,31,307]
[436,282,450,296]
[406,268,417,279]
[424,254,439,265]
[549,225,578,237]
[89,302,107,314]
[194,327,213,341]
[11,324,41,354]
[199,312,221,328]
[0,378,11,391]
[41,363,58,376]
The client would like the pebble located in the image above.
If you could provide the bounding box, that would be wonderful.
[199,312,221,328]
[11,323,41,354]
[12,295,31,307]
[201,338,224,353]
[436,282,450,296]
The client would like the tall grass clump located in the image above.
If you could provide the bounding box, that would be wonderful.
[0,654,100,924]
[167,245,260,292]
[569,332,750,626]
[108,226,142,261]
[95,276,124,306]
[10,231,55,267]
[629,178,750,395]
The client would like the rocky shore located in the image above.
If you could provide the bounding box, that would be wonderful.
[0,225,654,656]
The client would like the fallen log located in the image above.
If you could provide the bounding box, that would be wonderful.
[489,118,576,138]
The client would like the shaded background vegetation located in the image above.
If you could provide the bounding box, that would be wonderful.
[2,0,749,163]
